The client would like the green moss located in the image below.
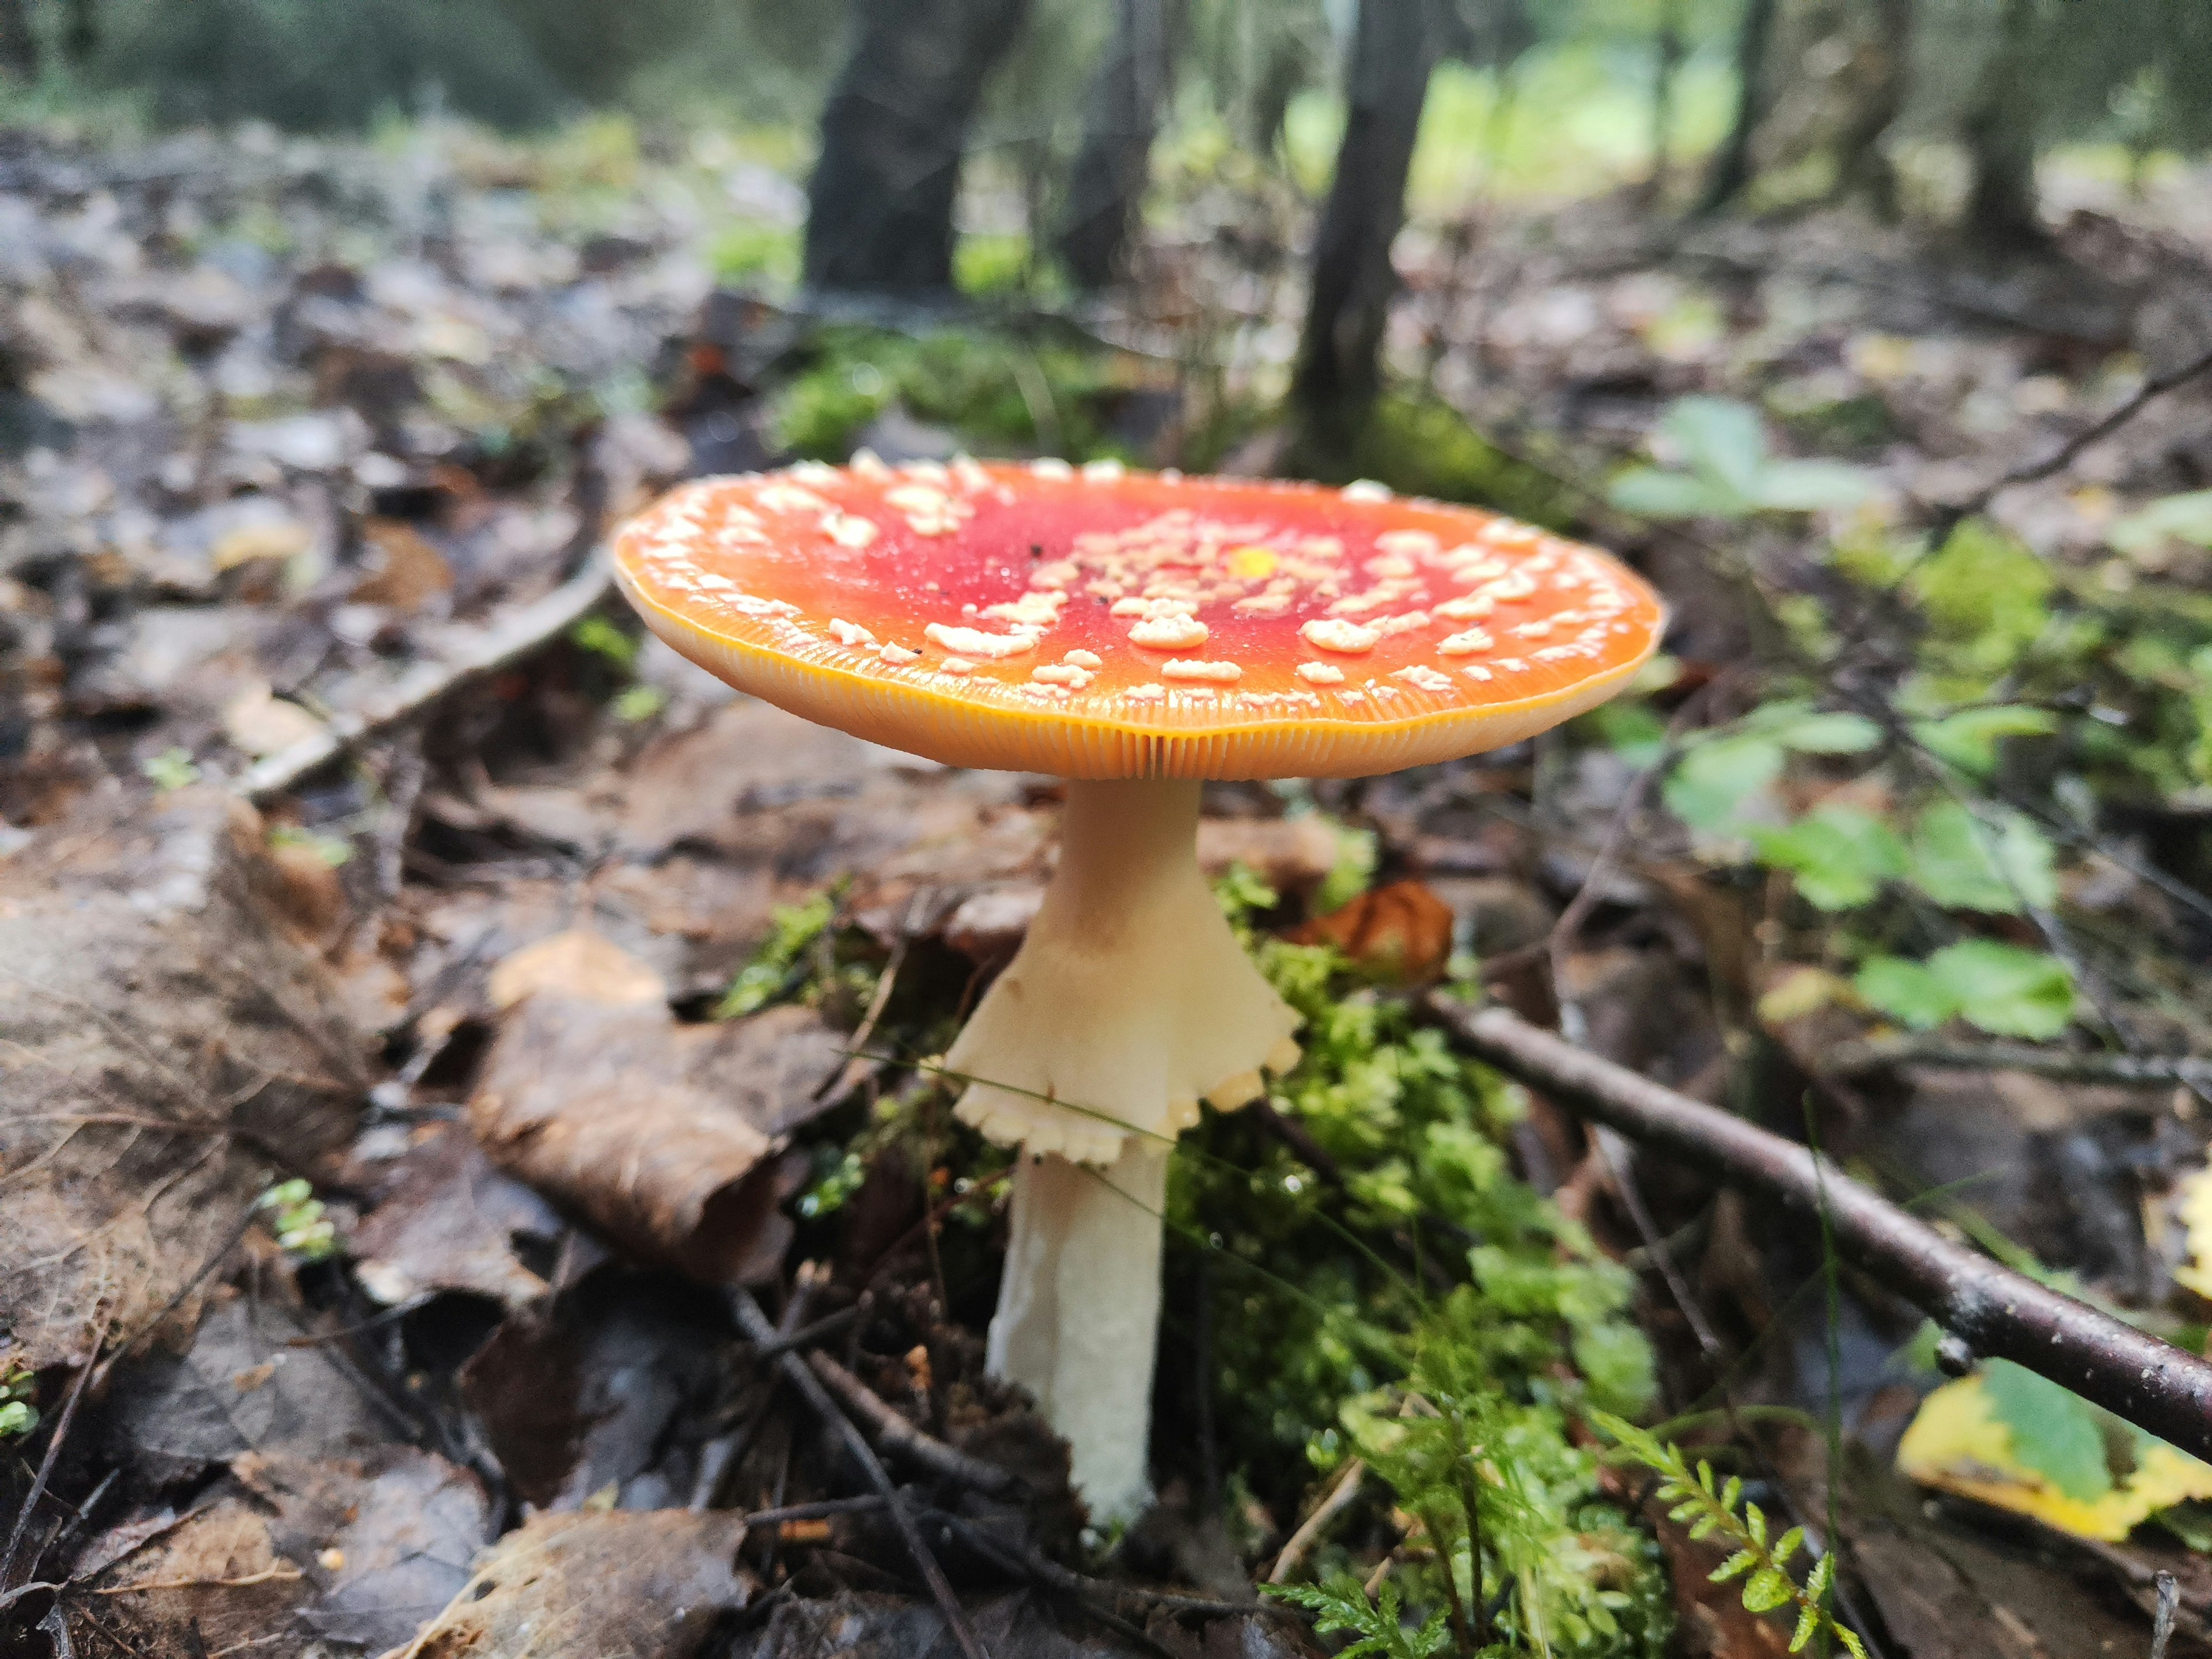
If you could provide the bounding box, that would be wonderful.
[1337,393,1580,530]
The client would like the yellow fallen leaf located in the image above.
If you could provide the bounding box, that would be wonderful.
[2169,1164,2212,1302]
[1897,1373,2212,1541]
[488,930,666,1012]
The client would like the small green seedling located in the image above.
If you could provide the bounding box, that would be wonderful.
[259,1177,338,1262]
[0,1362,39,1440]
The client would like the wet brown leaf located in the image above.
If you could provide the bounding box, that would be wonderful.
[388,1509,753,1659]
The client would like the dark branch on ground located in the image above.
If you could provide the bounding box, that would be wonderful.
[1423,997,2212,1463]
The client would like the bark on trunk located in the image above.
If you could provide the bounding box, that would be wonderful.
[1695,0,1778,215]
[1961,0,2044,251]
[803,0,1033,296]
[1290,0,1442,447]
[0,0,37,82]
[1056,0,1180,291]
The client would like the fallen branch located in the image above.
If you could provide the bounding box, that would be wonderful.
[239,555,614,804]
[729,1288,990,1659]
[804,1350,1021,1498]
[1423,997,2212,1463]
[1824,1035,2212,1090]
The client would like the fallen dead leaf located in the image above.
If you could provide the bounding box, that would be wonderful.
[469,994,842,1282]
[1291,881,1456,985]
[1897,1370,2212,1541]
[488,926,671,1010]
[352,517,457,610]
[0,789,365,1370]
[351,1126,565,1309]
[385,1509,753,1659]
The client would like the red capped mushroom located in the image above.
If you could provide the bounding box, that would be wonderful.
[613,455,1664,1521]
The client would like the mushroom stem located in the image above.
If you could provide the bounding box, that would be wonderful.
[948,777,1301,1522]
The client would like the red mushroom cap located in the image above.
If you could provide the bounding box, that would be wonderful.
[613,459,1665,779]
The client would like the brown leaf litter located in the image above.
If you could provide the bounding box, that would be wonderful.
[0,787,367,1370]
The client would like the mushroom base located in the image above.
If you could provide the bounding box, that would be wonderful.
[987,1141,1166,1523]
[947,777,1301,1521]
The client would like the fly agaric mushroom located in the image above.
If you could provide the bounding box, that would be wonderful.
[612,457,1664,1521]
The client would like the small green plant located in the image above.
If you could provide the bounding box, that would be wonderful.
[1853,940,2077,1038]
[141,748,202,791]
[612,684,669,723]
[0,1362,39,1440]
[1267,1577,1452,1659]
[1609,398,1875,521]
[719,892,838,1018]
[1593,1414,1865,1657]
[259,1178,337,1262]
[570,614,640,669]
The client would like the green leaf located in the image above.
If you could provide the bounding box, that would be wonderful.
[1736,700,1883,755]
[1772,1525,1805,1566]
[1609,467,1743,519]
[1759,459,1877,512]
[1743,1566,1796,1614]
[2108,490,2212,559]
[1710,1550,1760,1584]
[1790,1603,1822,1653]
[1751,806,1907,910]
[1908,802,2055,913]
[1912,706,2059,775]
[1665,734,1784,831]
[1854,956,1958,1031]
[1980,1360,2115,1501]
[1927,941,2076,1039]
[1663,396,1770,501]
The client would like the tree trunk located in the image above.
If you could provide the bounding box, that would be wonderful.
[0,0,37,82]
[1289,0,1441,450]
[65,0,97,65]
[803,0,1033,296]
[1833,0,1911,217]
[1961,0,2043,251]
[1695,0,1778,215]
[1056,0,1180,291]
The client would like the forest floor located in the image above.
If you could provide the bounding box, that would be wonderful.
[7,118,2212,1658]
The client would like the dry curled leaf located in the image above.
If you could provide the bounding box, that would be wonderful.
[1292,880,1456,986]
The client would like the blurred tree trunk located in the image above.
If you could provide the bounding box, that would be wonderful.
[65,0,95,64]
[1290,0,1442,450]
[0,0,36,82]
[1696,0,1777,214]
[1648,0,1686,195]
[803,0,1032,296]
[1057,0,1183,291]
[1834,0,1910,215]
[1961,0,2044,250]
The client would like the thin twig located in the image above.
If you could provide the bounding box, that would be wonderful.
[1267,1456,1366,1584]
[802,1350,1021,1498]
[747,1305,865,1362]
[239,554,613,804]
[729,1289,990,1659]
[1423,997,2212,1462]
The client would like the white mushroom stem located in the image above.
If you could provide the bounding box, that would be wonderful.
[946,778,1301,1523]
